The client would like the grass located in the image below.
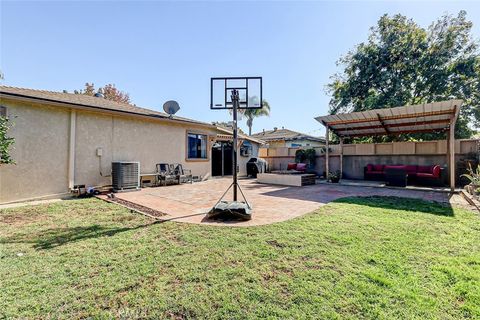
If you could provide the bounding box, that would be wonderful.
[1,196,479,319]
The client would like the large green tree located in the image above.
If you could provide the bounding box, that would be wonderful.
[328,11,479,140]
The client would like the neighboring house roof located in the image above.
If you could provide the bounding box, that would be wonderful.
[0,85,262,144]
[215,126,265,145]
[251,128,325,143]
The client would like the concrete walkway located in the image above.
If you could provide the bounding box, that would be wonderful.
[101,178,470,227]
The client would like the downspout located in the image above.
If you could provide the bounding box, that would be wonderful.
[68,110,76,190]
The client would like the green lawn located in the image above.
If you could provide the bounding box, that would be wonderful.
[1,197,479,319]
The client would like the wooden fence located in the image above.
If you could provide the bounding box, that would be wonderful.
[259,139,479,158]
[258,139,479,184]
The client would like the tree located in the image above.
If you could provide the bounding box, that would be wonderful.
[74,83,131,104]
[0,115,14,165]
[328,11,479,140]
[243,100,271,136]
[0,70,15,164]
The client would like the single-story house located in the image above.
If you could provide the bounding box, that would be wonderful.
[252,127,325,148]
[0,86,263,204]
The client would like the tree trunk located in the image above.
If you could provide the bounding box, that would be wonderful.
[247,117,253,136]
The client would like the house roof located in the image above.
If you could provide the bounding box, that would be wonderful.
[315,100,462,138]
[0,85,263,144]
[251,128,325,143]
[215,126,265,144]
[0,85,211,127]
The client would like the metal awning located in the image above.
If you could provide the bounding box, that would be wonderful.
[315,100,462,138]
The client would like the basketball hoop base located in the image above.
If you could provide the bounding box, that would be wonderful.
[207,201,252,221]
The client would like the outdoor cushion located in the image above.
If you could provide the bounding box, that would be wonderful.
[417,165,433,173]
[287,163,297,170]
[405,165,418,174]
[384,165,406,170]
[366,164,374,171]
[432,165,441,177]
[296,163,307,172]
[373,164,384,172]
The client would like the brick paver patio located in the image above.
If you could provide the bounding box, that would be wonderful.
[102,178,469,227]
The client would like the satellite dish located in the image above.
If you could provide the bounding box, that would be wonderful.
[163,100,180,117]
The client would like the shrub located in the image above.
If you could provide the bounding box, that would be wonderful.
[0,115,14,165]
[295,149,306,163]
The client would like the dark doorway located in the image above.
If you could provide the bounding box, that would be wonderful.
[212,141,233,176]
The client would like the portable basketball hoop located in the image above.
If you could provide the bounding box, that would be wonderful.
[207,77,263,221]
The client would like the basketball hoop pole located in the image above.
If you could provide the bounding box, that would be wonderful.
[207,77,261,221]
[231,89,239,202]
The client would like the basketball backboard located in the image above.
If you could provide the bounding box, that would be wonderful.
[210,77,262,109]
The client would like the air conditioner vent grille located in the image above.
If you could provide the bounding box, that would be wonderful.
[112,161,140,192]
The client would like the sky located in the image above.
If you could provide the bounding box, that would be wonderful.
[1,1,479,137]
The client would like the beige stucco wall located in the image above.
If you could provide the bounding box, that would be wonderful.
[0,99,260,203]
[73,111,219,188]
[0,102,70,203]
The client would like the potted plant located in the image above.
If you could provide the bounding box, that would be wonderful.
[328,170,341,183]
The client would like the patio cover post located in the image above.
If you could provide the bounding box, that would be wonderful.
[448,121,455,192]
[448,105,460,192]
[339,137,344,179]
[447,129,451,186]
[325,125,329,179]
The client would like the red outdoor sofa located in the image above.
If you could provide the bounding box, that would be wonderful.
[287,163,307,172]
[364,164,442,185]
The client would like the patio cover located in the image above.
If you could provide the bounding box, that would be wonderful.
[315,100,462,138]
[314,100,463,191]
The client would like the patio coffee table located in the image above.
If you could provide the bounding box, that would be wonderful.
[385,167,407,187]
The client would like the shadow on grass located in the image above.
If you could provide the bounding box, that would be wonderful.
[333,196,454,217]
[1,221,162,250]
